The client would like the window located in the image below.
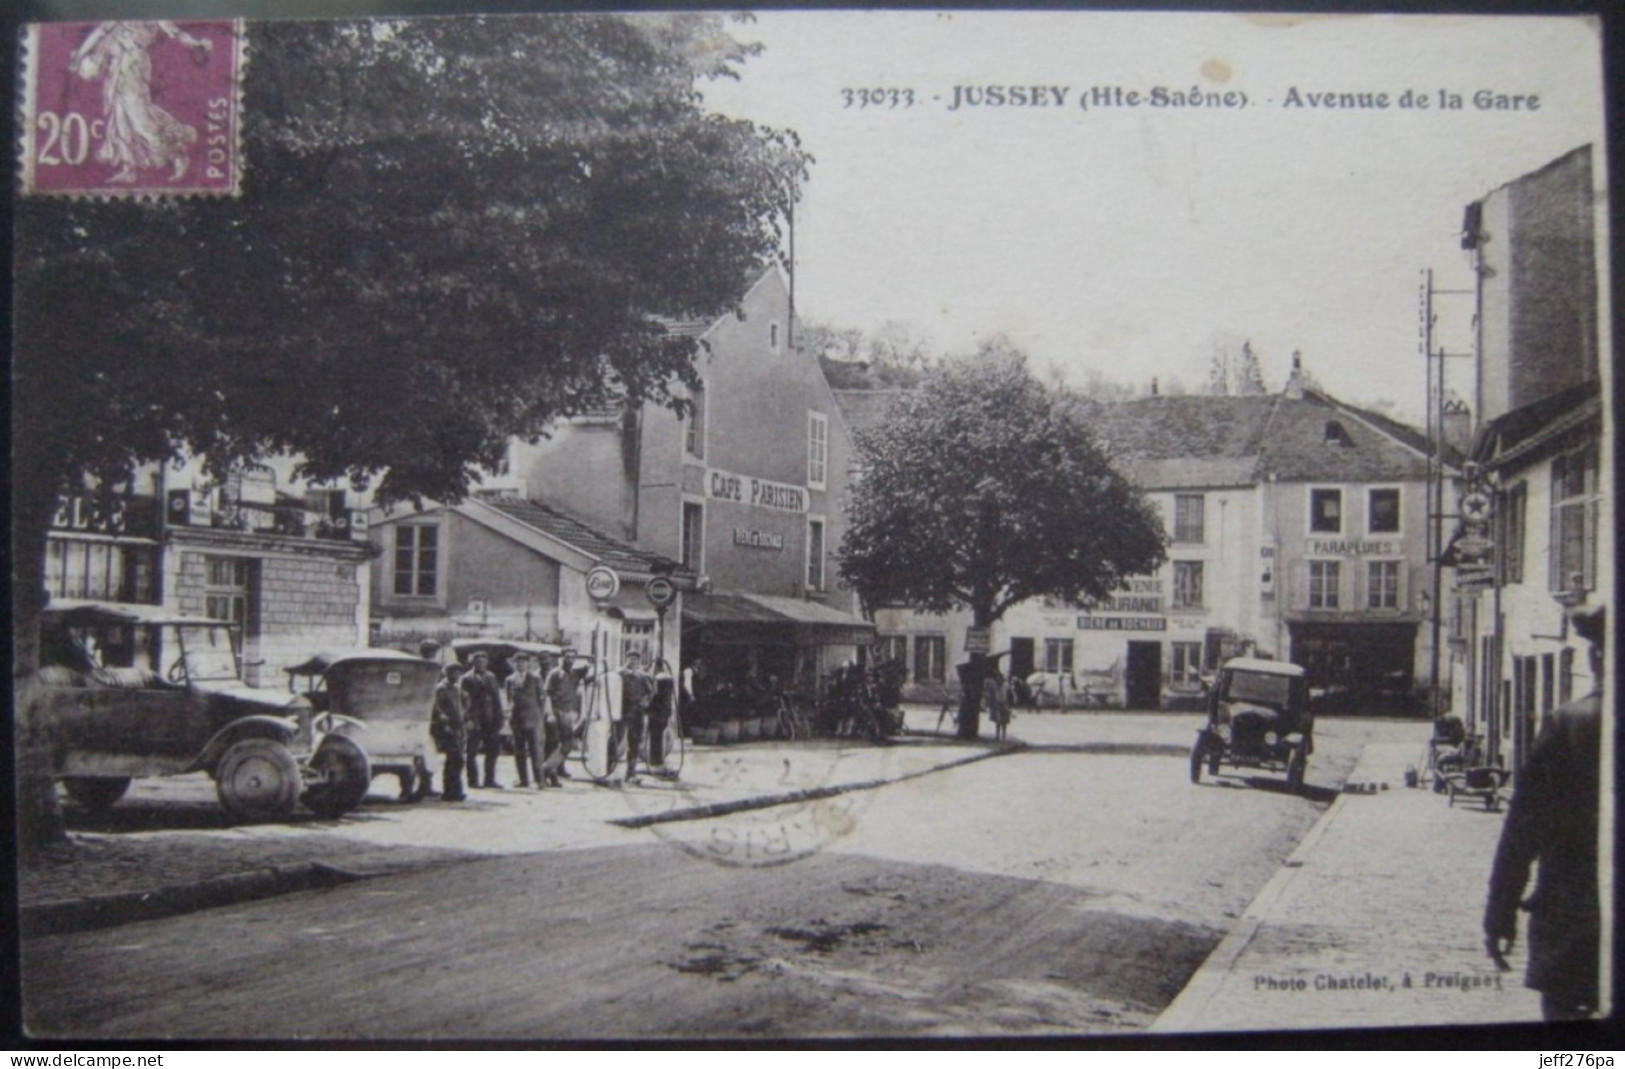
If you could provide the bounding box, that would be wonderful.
[1501,482,1526,584]
[1549,444,1598,594]
[1560,647,1575,706]
[913,635,946,684]
[1368,488,1400,534]
[770,321,781,352]
[1310,489,1343,533]
[806,516,826,591]
[681,502,705,572]
[877,635,908,672]
[1044,638,1074,674]
[1171,641,1203,685]
[393,525,438,597]
[807,411,828,490]
[1308,560,1340,609]
[204,556,253,631]
[684,383,706,459]
[621,621,655,666]
[47,540,154,602]
[1172,560,1204,609]
[1367,560,1400,609]
[1173,494,1205,544]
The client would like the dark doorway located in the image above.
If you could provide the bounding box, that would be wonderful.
[1126,641,1162,709]
[1008,638,1035,681]
[1290,621,1420,715]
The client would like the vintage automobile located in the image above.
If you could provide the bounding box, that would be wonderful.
[285,649,442,802]
[1189,657,1313,793]
[37,598,371,821]
[449,638,564,680]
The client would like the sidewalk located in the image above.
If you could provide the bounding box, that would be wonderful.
[20,733,1004,935]
[1152,742,1544,1033]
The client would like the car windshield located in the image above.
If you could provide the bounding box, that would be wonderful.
[175,624,241,682]
[1225,671,1295,706]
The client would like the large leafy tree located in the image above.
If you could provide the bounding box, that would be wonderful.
[838,344,1167,739]
[12,13,809,852]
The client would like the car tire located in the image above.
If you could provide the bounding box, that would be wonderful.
[216,738,302,822]
[303,736,373,819]
[1189,739,1206,784]
[61,776,132,811]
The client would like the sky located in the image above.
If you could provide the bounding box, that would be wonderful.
[700,11,1607,423]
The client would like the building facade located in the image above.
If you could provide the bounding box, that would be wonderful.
[45,457,373,686]
[493,267,872,692]
[851,373,1443,713]
[1447,143,1609,774]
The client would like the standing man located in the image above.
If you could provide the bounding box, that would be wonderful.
[543,647,594,782]
[461,651,505,790]
[647,658,678,775]
[505,652,546,789]
[616,651,655,783]
[1485,603,1606,1021]
[429,662,468,803]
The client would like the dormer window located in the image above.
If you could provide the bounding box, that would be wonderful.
[1324,420,1351,446]
[770,321,782,352]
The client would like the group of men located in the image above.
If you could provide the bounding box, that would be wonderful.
[428,647,673,801]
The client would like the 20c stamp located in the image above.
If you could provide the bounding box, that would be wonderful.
[18,20,244,197]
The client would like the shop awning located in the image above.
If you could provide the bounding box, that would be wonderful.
[681,593,794,626]
[681,591,874,646]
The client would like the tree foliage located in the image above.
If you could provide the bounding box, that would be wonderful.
[10,12,808,853]
[14,13,810,507]
[839,344,1167,623]
[803,318,933,390]
[1208,339,1269,396]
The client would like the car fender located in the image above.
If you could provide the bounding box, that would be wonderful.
[189,715,303,775]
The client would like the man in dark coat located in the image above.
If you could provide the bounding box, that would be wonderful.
[542,647,593,782]
[1485,603,1605,1020]
[461,651,505,789]
[505,652,546,788]
[616,651,655,783]
[429,662,469,802]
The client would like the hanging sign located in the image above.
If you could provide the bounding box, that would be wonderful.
[646,576,676,609]
[585,565,620,601]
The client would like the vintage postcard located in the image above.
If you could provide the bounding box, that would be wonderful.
[10,6,1612,1044]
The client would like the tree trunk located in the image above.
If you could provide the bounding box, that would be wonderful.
[956,652,987,740]
[13,464,69,861]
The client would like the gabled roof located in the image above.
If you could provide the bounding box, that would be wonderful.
[1255,392,1434,482]
[1473,379,1601,470]
[1091,395,1276,465]
[473,494,687,579]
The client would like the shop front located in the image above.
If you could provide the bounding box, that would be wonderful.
[1287,616,1423,715]
[680,591,873,711]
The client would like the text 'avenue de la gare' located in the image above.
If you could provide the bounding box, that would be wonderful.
[849,85,1543,113]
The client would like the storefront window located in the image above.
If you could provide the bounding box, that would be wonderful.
[876,635,908,673]
[1043,638,1074,673]
[204,556,254,632]
[913,635,946,683]
[1171,641,1203,684]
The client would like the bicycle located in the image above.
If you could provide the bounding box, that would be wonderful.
[776,693,813,740]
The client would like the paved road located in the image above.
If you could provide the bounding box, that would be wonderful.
[21,714,1419,1040]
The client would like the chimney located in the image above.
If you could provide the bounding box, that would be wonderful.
[1283,351,1306,400]
[1441,399,1473,458]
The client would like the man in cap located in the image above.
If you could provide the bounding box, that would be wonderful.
[616,650,655,784]
[429,662,469,802]
[543,646,594,782]
[505,651,546,789]
[1485,602,1606,1020]
[460,651,505,789]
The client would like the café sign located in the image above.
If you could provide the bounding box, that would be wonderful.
[706,467,808,514]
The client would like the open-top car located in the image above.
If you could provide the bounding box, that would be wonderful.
[1189,657,1313,793]
[37,598,372,821]
[285,649,441,802]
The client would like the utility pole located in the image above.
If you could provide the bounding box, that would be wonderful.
[1420,268,1476,721]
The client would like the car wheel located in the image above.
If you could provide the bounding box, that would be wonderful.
[61,776,132,811]
[1286,742,1308,794]
[216,738,302,822]
[1189,739,1206,784]
[303,736,373,819]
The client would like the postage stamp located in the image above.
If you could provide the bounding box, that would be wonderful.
[17,20,244,197]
